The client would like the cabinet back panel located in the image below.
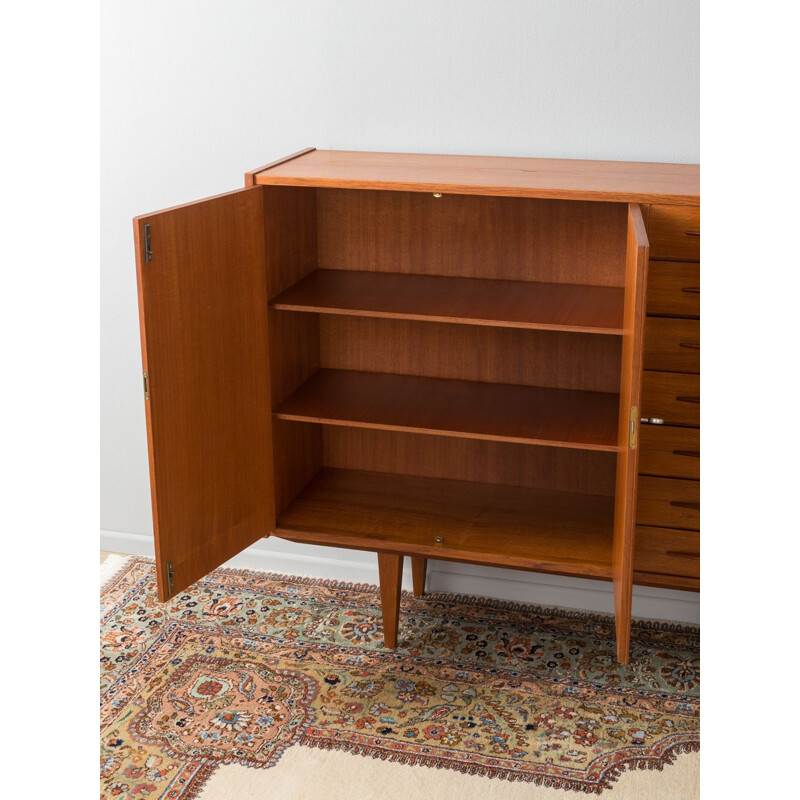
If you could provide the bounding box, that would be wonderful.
[316,189,628,287]
[320,316,621,393]
[323,427,616,497]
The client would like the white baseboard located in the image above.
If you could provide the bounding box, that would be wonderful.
[100,529,699,624]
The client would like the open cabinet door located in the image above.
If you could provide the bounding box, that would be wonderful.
[134,187,275,601]
[612,204,649,663]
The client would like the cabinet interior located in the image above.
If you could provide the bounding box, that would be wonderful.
[263,186,629,578]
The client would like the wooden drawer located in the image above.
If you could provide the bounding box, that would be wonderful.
[639,425,700,479]
[636,476,699,530]
[647,261,700,318]
[644,318,700,374]
[648,205,700,261]
[641,371,699,427]
[634,525,699,590]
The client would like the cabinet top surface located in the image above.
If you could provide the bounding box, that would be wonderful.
[251,148,699,205]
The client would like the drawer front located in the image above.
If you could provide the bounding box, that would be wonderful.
[636,476,700,530]
[648,205,700,261]
[639,425,700,479]
[644,318,700,374]
[634,525,699,589]
[647,261,700,317]
[641,371,700,427]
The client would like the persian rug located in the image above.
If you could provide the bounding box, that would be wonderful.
[100,557,699,798]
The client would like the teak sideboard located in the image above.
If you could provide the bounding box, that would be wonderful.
[134,148,700,663]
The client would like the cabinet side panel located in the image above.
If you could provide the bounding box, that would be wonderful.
[261,188,323,511]
[612,205,649,662]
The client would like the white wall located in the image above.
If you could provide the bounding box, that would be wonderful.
[101,0,699,622]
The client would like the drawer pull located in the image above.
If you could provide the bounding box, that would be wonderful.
[676,395,700,404]
[669,501,700,511]
[673,449,700,459]
[682,287,700,294]
[641,417,665,425]
[679,342,700,350]
[685,230,700,237]
[666,550,700,559]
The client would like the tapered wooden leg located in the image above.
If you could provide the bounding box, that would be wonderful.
[411,556,428,597]
[614,584,632,664]
[377,553,403,648]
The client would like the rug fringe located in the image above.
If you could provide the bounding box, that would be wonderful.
[298,734,699,794]
[100,554,134,592]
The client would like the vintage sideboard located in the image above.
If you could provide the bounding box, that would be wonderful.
[134,148,699,662]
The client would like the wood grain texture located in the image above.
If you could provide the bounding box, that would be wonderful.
[411,556,427,597]
[262,186,318,299]
[646,261,700,318]
[647,205,701,261]
[641,371,700,427]
[612,205,649,663]
[253,149,700,205]
[378,553,403,648]
[272,419,322,517]
[636,476,700,531]
[638,424,700,480]
[320,316,622,393]
[134,187,274,601]
[272,269,625,334]
[643,318,700,374]
[633,526,699,590]
[260,187,322,519]
[317,189,628,287]
[275,469,614,578]
[275,369,620,451]
[244,147,316,187]
[322,428,617,496]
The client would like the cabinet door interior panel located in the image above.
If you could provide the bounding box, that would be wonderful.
[134,187,275,601]
[610,204,649,663]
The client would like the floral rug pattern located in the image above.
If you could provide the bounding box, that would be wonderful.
[100,558,699,797]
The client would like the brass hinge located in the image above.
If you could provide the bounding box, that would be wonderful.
[629,405,638,449]
[143,371,150,400]
[166,561,174,595]
[143,223,153,262]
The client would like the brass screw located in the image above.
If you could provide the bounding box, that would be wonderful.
[434,536,443,543]
[432,192,443,198]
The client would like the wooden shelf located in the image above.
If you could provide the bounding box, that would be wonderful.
[272,270,625,334]
[276,469,614,578]
[274,369,619,451]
